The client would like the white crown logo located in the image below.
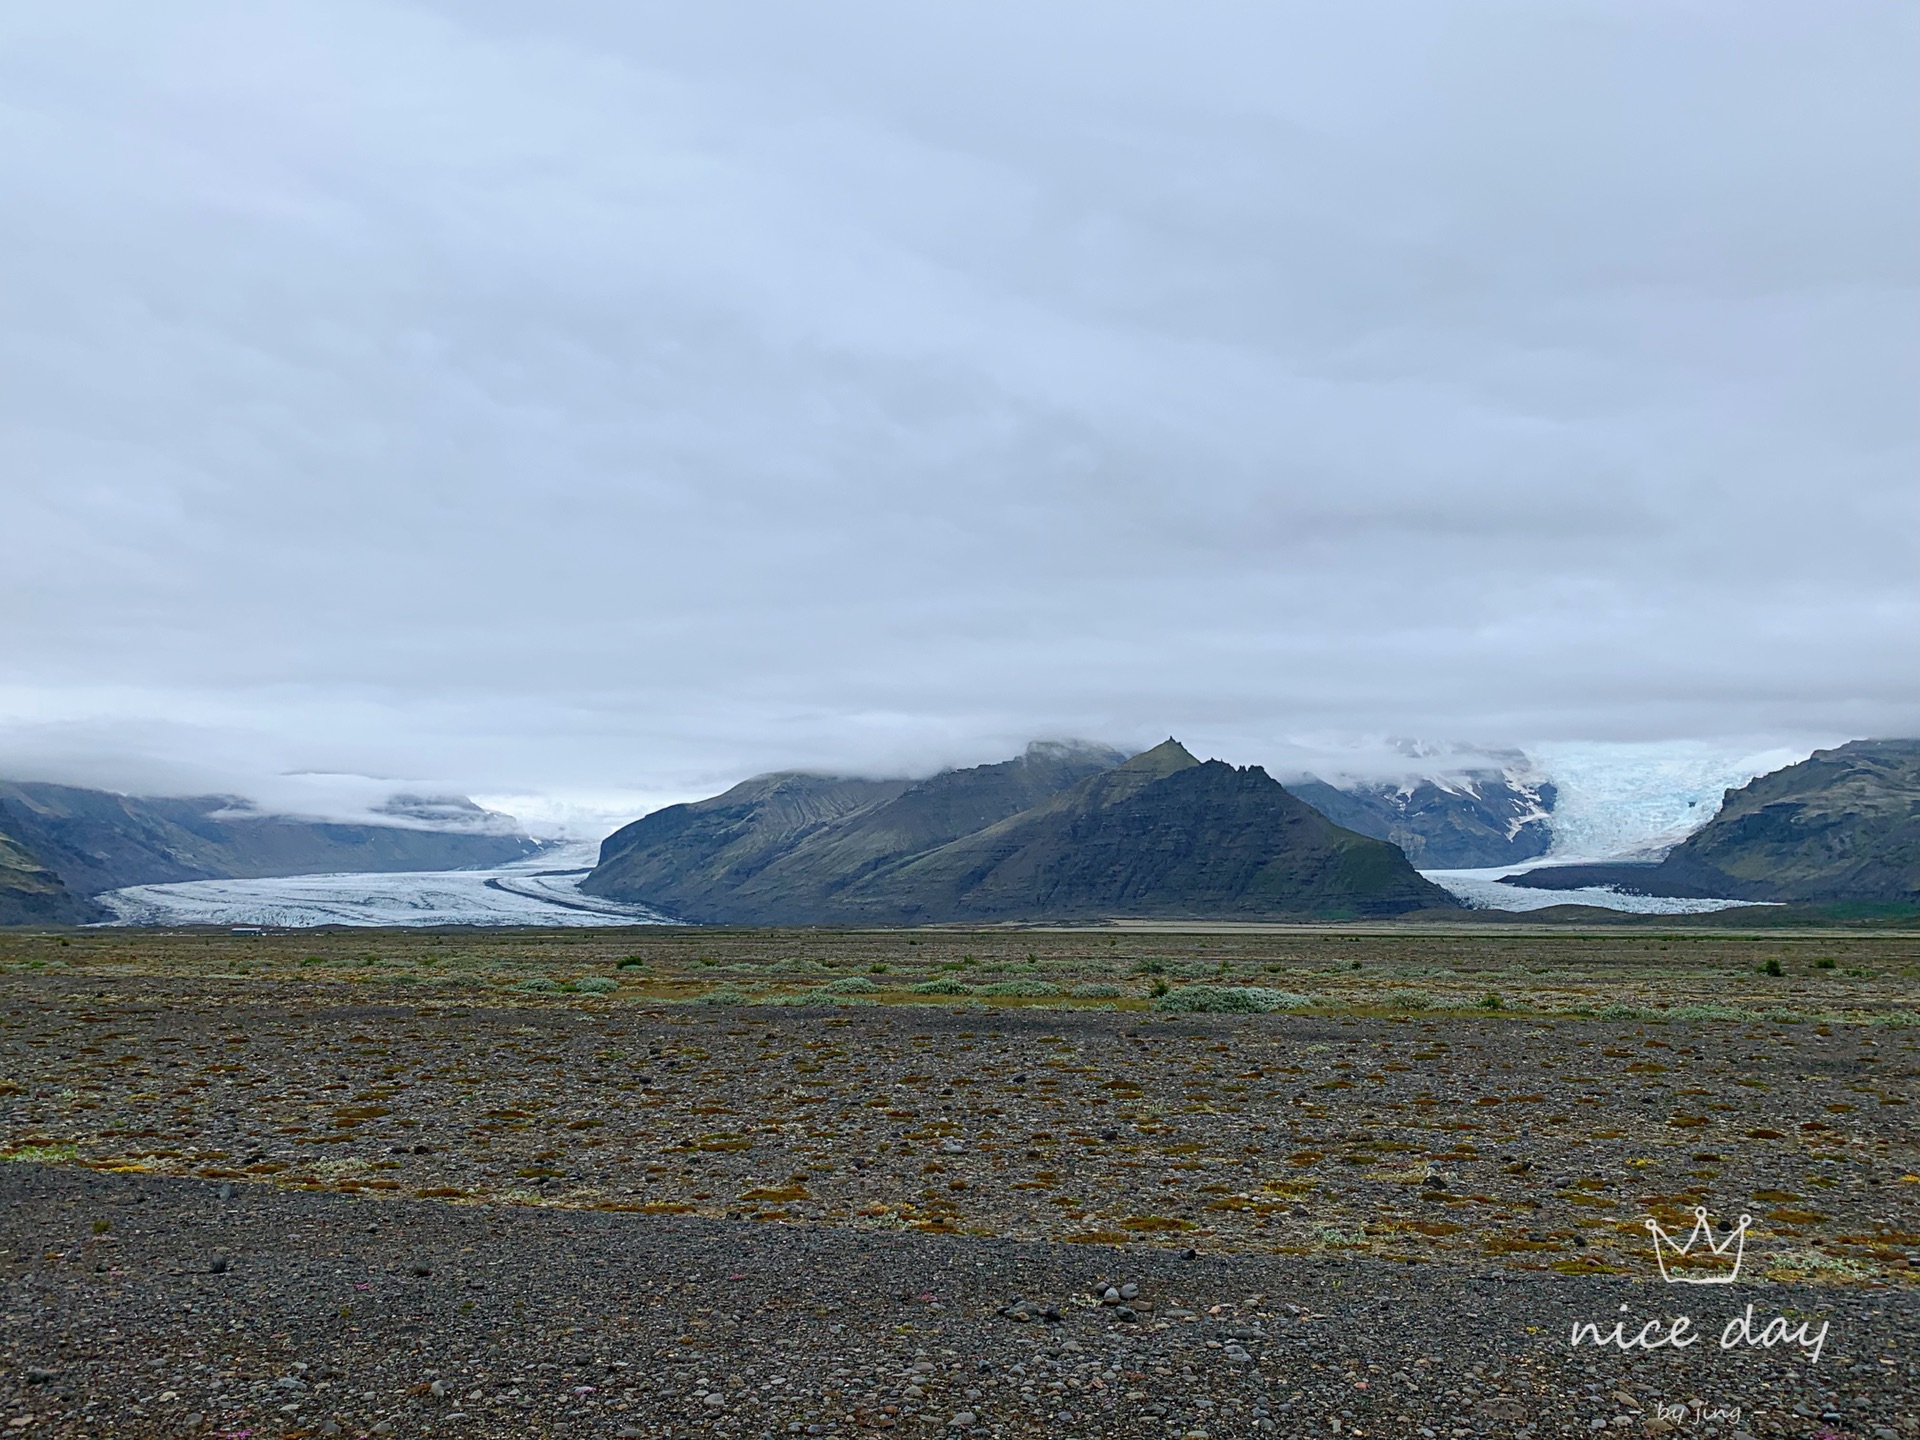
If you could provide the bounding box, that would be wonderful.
[1645,1207,1751,1285]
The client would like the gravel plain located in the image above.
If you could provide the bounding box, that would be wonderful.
[2,927,1916,1438]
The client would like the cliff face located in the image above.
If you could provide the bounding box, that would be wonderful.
[585,739,1459,923]
[1502,739,1920,903]
[0,782,541,907]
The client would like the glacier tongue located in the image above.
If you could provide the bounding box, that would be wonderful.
[1421,866,1770,915]
[96,842,675,929]
[1530,740,1811,862]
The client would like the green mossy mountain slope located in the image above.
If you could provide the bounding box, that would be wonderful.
[0,828,104,927]
[584,740,1458,923]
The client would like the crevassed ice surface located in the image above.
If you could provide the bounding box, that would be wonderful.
[1531,740,1811,861]
[1421,866,1770,915]
[97,843,674,928]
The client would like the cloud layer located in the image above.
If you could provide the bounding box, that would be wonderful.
[2,2,1914,816]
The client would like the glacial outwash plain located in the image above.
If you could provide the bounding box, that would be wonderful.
[3,925,1916,1439]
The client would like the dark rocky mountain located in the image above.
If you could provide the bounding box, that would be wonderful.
[581,771,916,923]
[0,781,541,909]
[1289,760,1554,869]
[0,828,104,926]
[1502,739,1920,903]
[581,741,1124,922]
[584,739,1459,923]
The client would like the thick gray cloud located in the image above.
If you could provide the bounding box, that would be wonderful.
[1,1,1914,823]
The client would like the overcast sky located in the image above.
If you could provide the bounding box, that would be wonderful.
[2,2,1914,827]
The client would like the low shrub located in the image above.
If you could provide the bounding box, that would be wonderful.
[1069,982,1127,998]
[975,979,1061,998]
[515,977,561,993]
[821,976,882,994]
[911,977,970,995]
[1154,985,1311,1014]
[572,976,619,994]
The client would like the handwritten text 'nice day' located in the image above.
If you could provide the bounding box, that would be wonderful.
[1570,1304,1828,1364]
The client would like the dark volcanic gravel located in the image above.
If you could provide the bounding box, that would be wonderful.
[3,1165,1914,1440]
[3,936,1917,1439]
[5,981,1918,1279]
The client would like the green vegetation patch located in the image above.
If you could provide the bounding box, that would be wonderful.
[911,977,971,995]
[1155,985,1312,1014]
[975,979,1061,998]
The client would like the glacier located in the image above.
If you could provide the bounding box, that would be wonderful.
[1365,739,1811,912]
[1420,864,1770,915]
[1528,740,1811,862]
[96,842,675,929]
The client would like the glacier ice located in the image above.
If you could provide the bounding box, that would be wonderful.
[96,843,674,929]
[1529,740,1810,862]
[1421,865,1771,915]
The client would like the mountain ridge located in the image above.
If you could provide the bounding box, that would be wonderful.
[1289,755,1555,869]
[584,739,1459,923]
